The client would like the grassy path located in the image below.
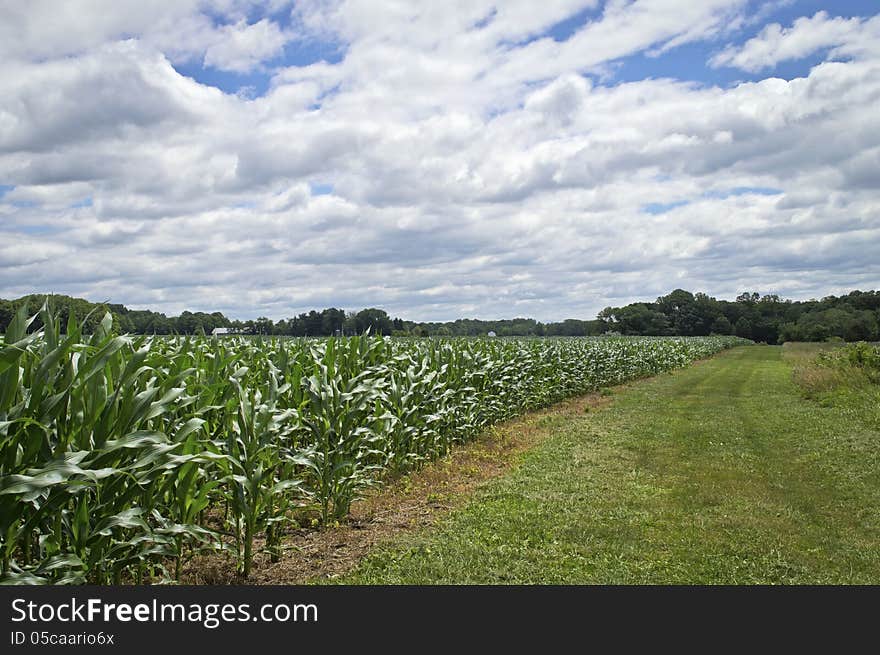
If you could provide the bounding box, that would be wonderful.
[338,346,880,583]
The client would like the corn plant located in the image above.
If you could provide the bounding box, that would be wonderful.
[0,302,750,584]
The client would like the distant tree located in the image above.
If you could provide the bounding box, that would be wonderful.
[254,317,274,335]
[657,289,707,335]
[778,322,802,342]
[710,315,734,335]
[354,308,393,335]
[546,319,589,336]
[3,288,879,343]
[736,292,760,303]
[303,310,323,336]
[751,319,779,344]
[0,300,15,332]
[735,316,753,339]
[176,311,198,334]
[846,290,880,311]
[287,314,307,336]
[343,312,358,335]
[609,304,671,335]
[147,314,172,334]
[321,308,346,336]
[584,319,606,336]
[844,310,879,341]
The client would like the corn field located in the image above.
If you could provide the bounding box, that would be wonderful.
[0,305,749,584]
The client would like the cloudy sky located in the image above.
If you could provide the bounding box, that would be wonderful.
[1,1,878,321]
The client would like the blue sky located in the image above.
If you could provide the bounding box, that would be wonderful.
[171,0,880,95]
[1,1,878,321]
[172,27,345,97]
[617,0,878,84]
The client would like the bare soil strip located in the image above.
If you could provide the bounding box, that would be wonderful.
[181,392,610,584]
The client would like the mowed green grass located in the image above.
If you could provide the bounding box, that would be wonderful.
[338,346,880,584]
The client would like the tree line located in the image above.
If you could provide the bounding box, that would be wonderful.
[597,289,880,342]
[0,296,395,337]
[2,289,879,342]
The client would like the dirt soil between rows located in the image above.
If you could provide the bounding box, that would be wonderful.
[180,391,611,585]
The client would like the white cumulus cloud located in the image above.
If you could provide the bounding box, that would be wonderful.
[711,10,880,72]
[1,2,879,321]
